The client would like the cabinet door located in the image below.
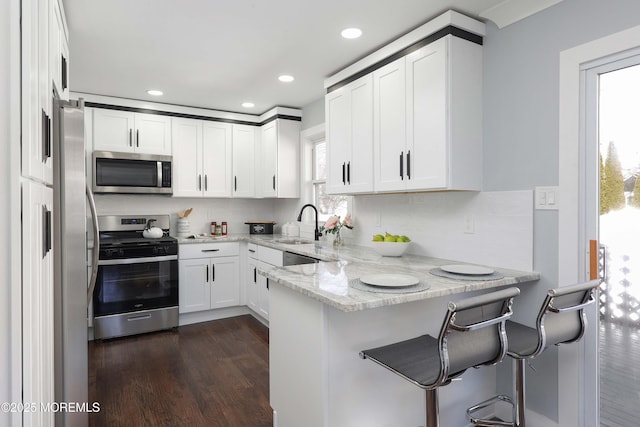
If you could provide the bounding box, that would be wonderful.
[171,118,203,197]
[210,257,240,309]
[373,57,407,192]
[325,89,349,194]
[22,0,52,185]
[49,0,65,99]
[256,260,271,320]
[202,121,232,197]
[275,119,301,198]
[22,181,55,427]
[232,124,256,197]
[134,113,172,155]
[92,109,135,152]
[259,121,278,198]
[347,75,374,193]
[246,258,259,312]
[406,40,448,190]
[178,258,211,313]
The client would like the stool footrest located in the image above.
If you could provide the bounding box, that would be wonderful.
[467,394,515,427]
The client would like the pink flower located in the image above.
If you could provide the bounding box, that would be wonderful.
[324,215,340,230]
[342,213,353,229]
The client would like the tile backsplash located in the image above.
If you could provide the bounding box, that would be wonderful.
[95,190,533,271]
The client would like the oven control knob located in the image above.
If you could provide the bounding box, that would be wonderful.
[117,249,125,257]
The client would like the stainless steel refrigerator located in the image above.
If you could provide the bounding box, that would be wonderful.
[53,98,99,427]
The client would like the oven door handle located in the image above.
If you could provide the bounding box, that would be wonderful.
[98,255,178,266]
[87,183,100,305]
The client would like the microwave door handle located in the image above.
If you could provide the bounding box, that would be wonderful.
[157,161,162,188]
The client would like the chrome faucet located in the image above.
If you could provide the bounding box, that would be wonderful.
[297,204,322,241]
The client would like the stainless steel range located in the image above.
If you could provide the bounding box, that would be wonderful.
[93,214,179,339]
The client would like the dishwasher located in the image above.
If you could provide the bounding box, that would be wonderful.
[249,246,318,321]
[283,251,319,266]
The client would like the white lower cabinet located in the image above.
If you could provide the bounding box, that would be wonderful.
[22,180,54,427]
[246,243,259,313]
[179,242,239,314]
[246,243,281,321]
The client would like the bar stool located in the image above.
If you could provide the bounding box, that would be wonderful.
[467,279,601,427]
[359,287,520,427]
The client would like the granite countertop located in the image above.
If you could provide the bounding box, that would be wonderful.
[176,233,540,312]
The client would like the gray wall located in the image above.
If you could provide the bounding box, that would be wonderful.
[484,0,640,420]
[301,0,640,420]
[301,97,325,130]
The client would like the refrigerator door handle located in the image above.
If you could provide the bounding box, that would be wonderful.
[86,183,100,305]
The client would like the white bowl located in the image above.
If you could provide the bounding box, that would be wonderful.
[371,241,411,257]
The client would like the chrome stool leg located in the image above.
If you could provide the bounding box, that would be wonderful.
[514,359,525,427]
[426,389,439,427]
[466,394,515,426]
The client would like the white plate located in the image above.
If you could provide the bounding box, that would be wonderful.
[359,273,420,288]
[440,264,495,275]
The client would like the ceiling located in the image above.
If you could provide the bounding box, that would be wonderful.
[61,0,560,115]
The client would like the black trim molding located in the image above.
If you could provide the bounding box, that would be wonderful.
[84,102,302,126]
[326,26,482,94]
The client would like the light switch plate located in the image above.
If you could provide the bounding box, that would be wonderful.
[535,186,559,210]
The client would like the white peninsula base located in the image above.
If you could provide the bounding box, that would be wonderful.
[270,283,502,427]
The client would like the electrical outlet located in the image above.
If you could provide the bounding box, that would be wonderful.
[375,212,382,227]
[464,214,475,234]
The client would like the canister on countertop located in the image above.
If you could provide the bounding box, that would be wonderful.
[210,221,217,235]
[215,224,222,236]
[221,221,228,236]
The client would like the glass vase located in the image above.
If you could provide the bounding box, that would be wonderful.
[333,231,343,247]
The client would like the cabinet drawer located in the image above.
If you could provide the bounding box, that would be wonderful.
[258,246,283,267]
[247,243,258,259]
[179,242,240,259]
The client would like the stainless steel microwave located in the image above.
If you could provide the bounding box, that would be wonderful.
[92,151,172,194]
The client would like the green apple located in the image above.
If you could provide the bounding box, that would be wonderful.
[384,235,397,242]
[372,234,384,242]
[398,235,411,242]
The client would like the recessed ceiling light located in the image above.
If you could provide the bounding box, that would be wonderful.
[278,75,295,83]
[341,28,362,39]
[147,89,163,96]
[242,102,255,108]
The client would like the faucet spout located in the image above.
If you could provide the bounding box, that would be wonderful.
[297,204,322,241]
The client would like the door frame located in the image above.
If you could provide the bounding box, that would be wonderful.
[559,24,640,427]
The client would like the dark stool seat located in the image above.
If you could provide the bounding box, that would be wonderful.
[467,279,601,427]
[360,287,521,427]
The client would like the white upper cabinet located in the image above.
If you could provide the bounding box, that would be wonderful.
[326,74,374,195]
[373,35,482,193]
[258,119,300,198]
[232,124,256,198]
[172,117,204,198]
[92,109,172,155]
[22,0,57,185]
[50,0,68,101]
[373,58,406,192]
[172,117,234,198]
[202,121,233,197]
[325,11,484,195]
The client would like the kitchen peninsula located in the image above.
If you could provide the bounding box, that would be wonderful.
[258,240,539,427]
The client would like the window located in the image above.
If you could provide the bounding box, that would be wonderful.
[312,140,349,221]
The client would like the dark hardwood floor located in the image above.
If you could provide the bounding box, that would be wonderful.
[89,315,272,427]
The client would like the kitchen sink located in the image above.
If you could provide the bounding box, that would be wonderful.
[274,238,314,245]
